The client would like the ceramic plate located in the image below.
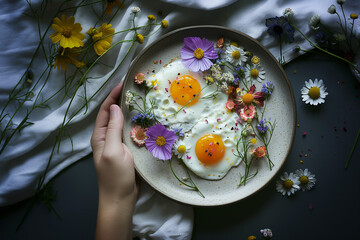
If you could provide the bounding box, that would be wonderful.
[120,26,296,206]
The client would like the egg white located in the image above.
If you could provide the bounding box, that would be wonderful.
[181,110,244,180]
[145,59,227,132]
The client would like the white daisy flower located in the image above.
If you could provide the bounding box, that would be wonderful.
[172,140,190,160]
[283,8,294,18]
[328,4,336,14]
[224,44,247,66]
[131,6,141,13]
[295,169,316,191]
[245,64,265,83]
[276,172,300,196]
[309,14,321,30]
[301,78,328,105]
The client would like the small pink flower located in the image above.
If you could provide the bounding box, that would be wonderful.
[217,37,224,48]
[130,125,148,146]
[134,72,145,84]
[251,145,267,158]
[240,105,256,121]
[226,101,235,110]
[186,155,191,159]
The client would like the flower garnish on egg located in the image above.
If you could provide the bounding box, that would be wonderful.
[182,111,244,180]
[146,59,227,132]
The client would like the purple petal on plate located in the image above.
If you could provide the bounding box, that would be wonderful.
[184,37,197,50]
[200,58,213,71]
[180,48,195,60]
[192,37,204,49]
[182,58,197,72]
[189,59,201,72]
[163,129,177,139]
[204,50,218,59]
[199,38,213,51]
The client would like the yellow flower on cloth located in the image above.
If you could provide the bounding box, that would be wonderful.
[105,0,124,15]
[53,47,85,71]
[49,15,85,48]
[90,23,115,56]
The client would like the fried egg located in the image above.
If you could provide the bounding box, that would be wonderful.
[181,110,244,180]
[145,59,227,132]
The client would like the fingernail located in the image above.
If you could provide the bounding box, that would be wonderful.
[110,105,119,118]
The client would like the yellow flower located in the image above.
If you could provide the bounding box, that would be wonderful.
[53,47,84,71]
[49,15,85,49]
[137,34,144,44]
[350,13,358,19]
[105,0,124,15]
[86,27,96,36]
[91,23,115,56]
[148,14,156,21]
[161,20,168,28]
[248,236,256,240]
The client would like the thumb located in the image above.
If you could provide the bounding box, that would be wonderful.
[104,104,124,149]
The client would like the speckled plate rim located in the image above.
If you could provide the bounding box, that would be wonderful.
[120,25,297,207]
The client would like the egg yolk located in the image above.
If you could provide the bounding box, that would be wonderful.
[170,75,201,106]
[195,134,225,166]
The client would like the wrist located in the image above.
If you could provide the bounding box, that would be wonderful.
[99,188,137,211]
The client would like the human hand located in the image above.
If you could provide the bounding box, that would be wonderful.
[91,83,137,205]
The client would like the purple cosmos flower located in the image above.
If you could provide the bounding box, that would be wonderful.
[265,16,295,43]
[145,124,178,160]
[180,37,218,72]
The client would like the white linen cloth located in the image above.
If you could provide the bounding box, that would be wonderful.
[0,0,358,239]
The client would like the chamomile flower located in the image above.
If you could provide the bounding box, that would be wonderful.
[301,78,328,105]
[309,14,321,30]
[276,172,300,196]
[245,64,265,82]
[224,44,247,66]
[295,169,316,191]
[173,140,190,159]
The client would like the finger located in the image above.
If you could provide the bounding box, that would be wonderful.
[103,104,125,152]
[94,82,123,130]
[91,82,123,153]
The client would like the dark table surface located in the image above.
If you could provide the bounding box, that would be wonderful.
[1,52,360,240]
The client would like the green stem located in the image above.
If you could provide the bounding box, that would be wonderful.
[59,0,103,12]
[345,127,360,169]
[169,158,204,198]
[340,5,348,37]
[292,23,360,74]
[0,65,51,146]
